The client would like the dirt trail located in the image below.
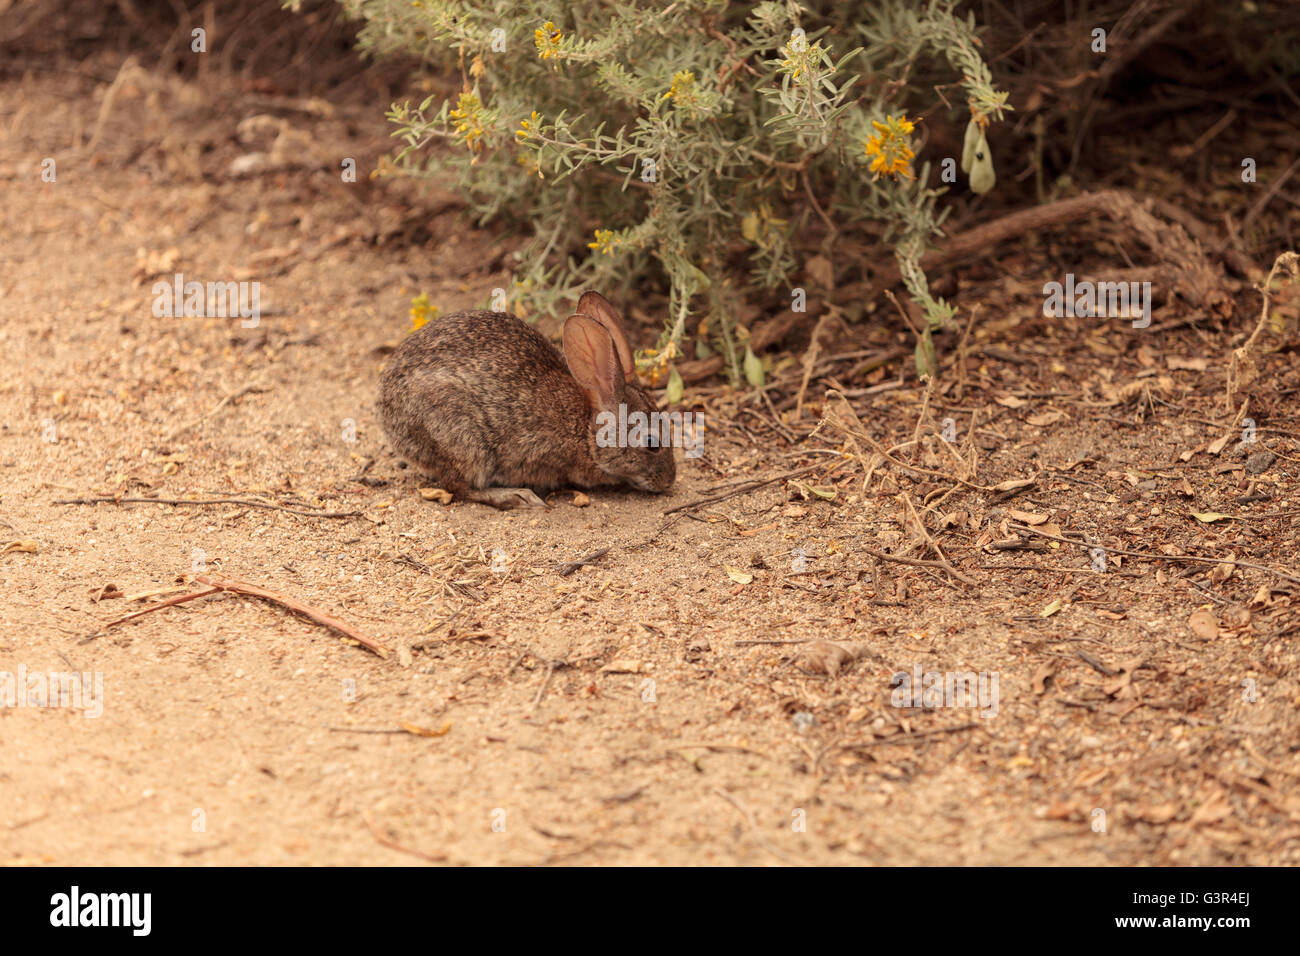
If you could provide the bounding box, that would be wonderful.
[2,62,1298,866]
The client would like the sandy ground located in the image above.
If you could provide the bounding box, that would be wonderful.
[2,56,1299,866]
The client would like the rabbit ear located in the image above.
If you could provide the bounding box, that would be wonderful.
[576,291,635,381]
[563,314,623,406]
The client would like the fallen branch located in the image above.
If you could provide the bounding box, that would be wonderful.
[871,189,1237,316]
[194,574,390,658]
[56,496,362,519]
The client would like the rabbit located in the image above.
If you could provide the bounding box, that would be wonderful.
[378,290,676,508]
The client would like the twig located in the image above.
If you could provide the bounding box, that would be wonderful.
[834,722,981,751]
[103,586,222,629]
[663,462,833,515]
[327,727,406,735]
[802,168,837,238]
[672,743,770,757]
[55,496,361,519]
[625,513,687,549]
[823,391,991,491]
[531,659,563,710]
[362,810,447,863]
[761,388,799,444]
[554,548,610,576]
[194,574,390,658]
[856,545,979,588]
[713,788,805,866]
[165,380,270,441]
[793,312,834,421]
[1228,251,1300,409]
[901,491,965,583]
[85,56,141,152]
[1008,523,1300,587]
[1076,650,1117,677]
[1240,154,1300,237]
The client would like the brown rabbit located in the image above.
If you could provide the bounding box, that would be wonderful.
[378,291,676,508]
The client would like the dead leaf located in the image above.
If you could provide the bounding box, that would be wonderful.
[1166,356,1209,371]
[939,510,968,529]
[1188,609,1219,639]
[1208,557,1235,585]
[1026,410,1067,427]
[1032,663,1056,695]
[1042,800,1078,821]
[599,659,643,674]
[1008,509,1049,525]
[1136,803,1180,824]
[1190,792,1234,826]
[1104,699,1141,718]
[571,492,591,507]
[1074,767,1109,788]
[418,487,454,504]
[723,566,753,585]
[0,540,39,557]
[797,641,854,678]
[1190,511,1233,523]
[132,246,181,285]
[1103,671,1133,697]
[400,720,452,738]
[991,476,1037,496]
[805,254,834,289]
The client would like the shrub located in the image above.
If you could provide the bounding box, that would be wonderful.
[339,0,1010,382]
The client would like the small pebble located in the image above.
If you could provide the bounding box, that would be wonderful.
[792,711,818,733]
[1245,450,1275,475]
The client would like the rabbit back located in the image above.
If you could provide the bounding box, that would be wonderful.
[379,310,604,492]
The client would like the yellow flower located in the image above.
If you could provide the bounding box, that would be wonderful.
[409,293,438,331]
[449,92,487,154]
[635,339,678,385]
[780,39,820,79]
[863,113,916,180]
[587,228,620,255]
[515,110,540,142]
[663,70,697,104]
[534,21,563,61]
